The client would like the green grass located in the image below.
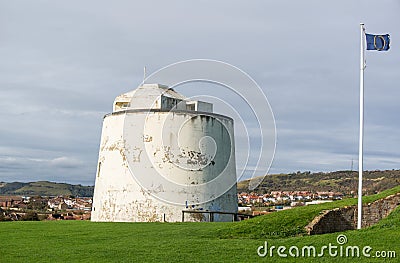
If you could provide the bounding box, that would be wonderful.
[0,186,399,262]
[219,185,400,239]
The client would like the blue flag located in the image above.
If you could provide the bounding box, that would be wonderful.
[366,33,390,51]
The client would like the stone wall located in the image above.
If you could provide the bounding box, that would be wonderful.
[305,193,400,235]
[361,193,400,227]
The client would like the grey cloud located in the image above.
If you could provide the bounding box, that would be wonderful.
[1,1,399,184]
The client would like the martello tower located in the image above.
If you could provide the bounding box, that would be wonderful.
[92,83,237,222]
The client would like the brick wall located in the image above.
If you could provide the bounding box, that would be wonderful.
[305,193,400,235]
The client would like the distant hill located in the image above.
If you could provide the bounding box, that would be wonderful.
[2,169,399,197]
[238,169,400,195]
[0,181,94,197]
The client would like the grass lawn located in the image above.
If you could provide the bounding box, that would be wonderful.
[0,186,399,262]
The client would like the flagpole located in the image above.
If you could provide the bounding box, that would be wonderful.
[357,23,365,230]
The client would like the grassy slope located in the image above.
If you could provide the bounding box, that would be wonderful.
[0,187,399,262]
[219,185,400,239]
[15,181,73,196]
[238,170,400,194]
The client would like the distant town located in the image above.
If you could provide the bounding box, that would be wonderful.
[237,190,343,216]
[1,169,399,221]
[0,190,344,221]
[0,195,92,221]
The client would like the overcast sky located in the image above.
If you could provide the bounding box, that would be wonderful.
[1,1,399,185]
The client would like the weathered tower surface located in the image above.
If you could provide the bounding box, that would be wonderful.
[91,84,237,222]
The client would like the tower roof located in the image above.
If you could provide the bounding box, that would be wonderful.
[112,83,213,113]
[113,84,186,112]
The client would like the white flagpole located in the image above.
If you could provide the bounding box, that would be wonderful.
[358,23,365,230]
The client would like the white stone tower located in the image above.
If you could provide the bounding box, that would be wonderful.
[91,84,237,222]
